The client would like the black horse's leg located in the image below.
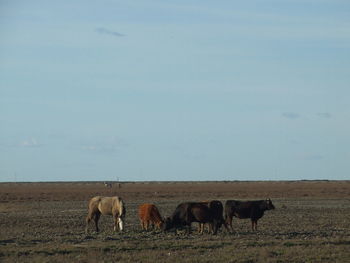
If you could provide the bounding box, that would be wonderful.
[187,223,192,234]
[212,221,218,235]
[225,215,233,232]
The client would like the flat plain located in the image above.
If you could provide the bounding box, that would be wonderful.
[0,181,349,262]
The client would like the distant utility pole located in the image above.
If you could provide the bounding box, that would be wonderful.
[116,176,121,188]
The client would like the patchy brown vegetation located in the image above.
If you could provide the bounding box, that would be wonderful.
[0,181,349,262]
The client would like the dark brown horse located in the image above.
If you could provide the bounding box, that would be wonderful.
[162,202,223,235]
[85,196,126,233]
[198,200,228,234]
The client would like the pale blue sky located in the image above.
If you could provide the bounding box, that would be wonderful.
[1,0,349,182]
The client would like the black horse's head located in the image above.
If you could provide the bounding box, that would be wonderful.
[265,198,275,210]
[161,217,173,231]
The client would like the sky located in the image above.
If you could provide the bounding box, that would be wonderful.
[1,0,349,182]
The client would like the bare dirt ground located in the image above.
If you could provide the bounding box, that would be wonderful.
[0,181,349,262]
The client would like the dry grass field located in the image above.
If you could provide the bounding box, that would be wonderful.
[0,181,349,262]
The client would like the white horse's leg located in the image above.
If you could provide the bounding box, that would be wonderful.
[118,217,124,231]
[114,217,119,231]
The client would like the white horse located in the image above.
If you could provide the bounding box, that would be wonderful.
[85,196,126,233]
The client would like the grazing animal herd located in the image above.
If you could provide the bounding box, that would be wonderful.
[85,196,275,234]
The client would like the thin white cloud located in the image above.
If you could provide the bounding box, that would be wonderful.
[95,27,125,37]
[0,138,43,148]
[80,136,128,154]
[317,112,332,119]
[304,154,325,161]
[81,146,97,151]
[19,138,43,148]
[282,112,300,120]
[81,145,116,154]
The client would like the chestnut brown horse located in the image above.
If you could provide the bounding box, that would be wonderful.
[85,196,126,233]
[138,203,164,230]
